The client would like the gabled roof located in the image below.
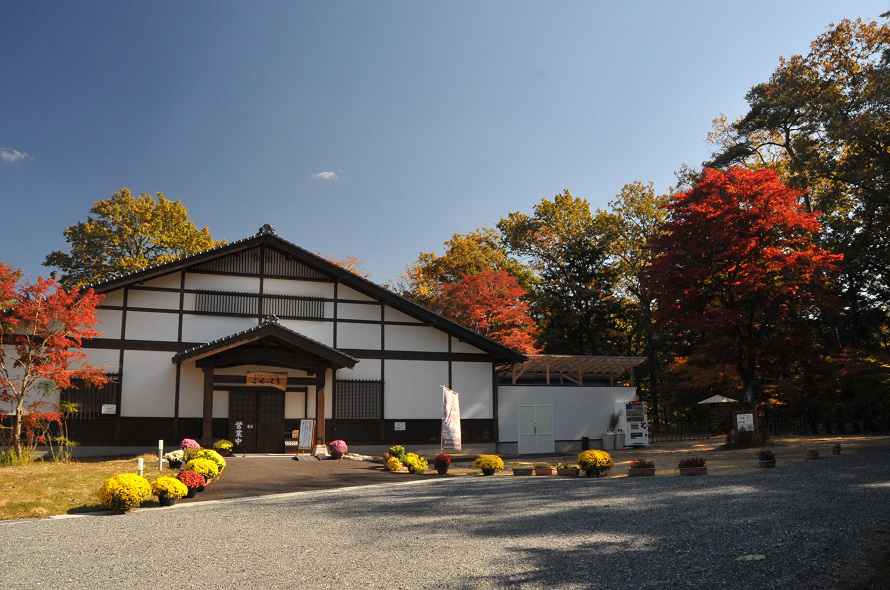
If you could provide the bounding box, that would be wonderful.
[173,315,358,369]
[503,355,646,385]
[89,225,524,363]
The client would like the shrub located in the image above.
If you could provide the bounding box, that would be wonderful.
[758,448,775,461]
[151,476,188,499]
[403,453,428,474]
[98,474,151,512]
[176,470,206,489]
[185,458,220,480]
[388,445,406,460]
[183,447,202,462]
[473,455,504,472]
[163,449,185,464]
[434,453,451,468]
[630,458,655,469]
[678,456,707,468]
[195,449,227,473]
[385,457,403,472]
[329,440,348,459]
[213,439,233,452]
[180,438,201,449]
[578,450,614,476]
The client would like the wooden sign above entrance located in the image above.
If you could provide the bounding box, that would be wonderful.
[246,371,288,391]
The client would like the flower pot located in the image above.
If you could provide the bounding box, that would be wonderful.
[512,468,533,476]
[195,485,205,493]
[534,467,554,476]
[678,467,708,476]
[832,445,841,456]
[168,460,182,469]
[585,467,606,478]
[204,477,213,486]
[759,459,776,468]
[556,468,580,477]
[807,450,820,460]
[216,449,232,457]
[158,496,177,507]
[627,467,656,477]
[435,466,449,475]
[481,468,496,476]
[185,487,197,498]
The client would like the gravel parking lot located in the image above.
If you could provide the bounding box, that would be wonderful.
[1,443,888,589]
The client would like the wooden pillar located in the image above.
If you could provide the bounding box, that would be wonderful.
[202,364,214,448]
[315,369,326,445]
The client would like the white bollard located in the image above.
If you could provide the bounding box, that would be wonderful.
[137,457,144,477]
[158,440,164,471]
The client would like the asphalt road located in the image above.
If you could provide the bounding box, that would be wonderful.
[1,445,888,589]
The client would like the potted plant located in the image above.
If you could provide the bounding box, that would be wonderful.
[151,476,188,507]
[677,456,707,475]
[832,443,841,456]
[555,463,580,477]
[534,462,554,476]
[163,449,185,469]
[212,439,234,457]
[195,449,227,474]
[511,462,533,476]
[578,450,614,478]
[185,457,220,483]
[176,470,206,496]
[627,458,656,477]
[388,445,406,461]
[329,440,348,459]
[473,455,504,476]
[97,473,152,513]
[384,456,403,472]
[434,453,451,475]
[180,438,201,450]
[807,448,820,460]
[758,448,776,468]
[403,453,428,474]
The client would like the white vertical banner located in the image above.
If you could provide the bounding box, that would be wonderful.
[441,386,462,451]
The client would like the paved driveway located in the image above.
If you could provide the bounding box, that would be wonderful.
[1,445,888,589]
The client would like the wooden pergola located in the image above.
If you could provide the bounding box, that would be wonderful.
[503,354,646,386]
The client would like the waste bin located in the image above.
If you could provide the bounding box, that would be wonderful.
[614,429,625,450]
[601,432,615,451]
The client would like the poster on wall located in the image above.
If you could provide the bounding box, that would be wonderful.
[441,386,462,451]
[736,413,755,432]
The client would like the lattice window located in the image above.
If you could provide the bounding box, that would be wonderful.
[61,373,121,420]
[194,291,324,320]
[190,247,331,280]
[335,380,382,420]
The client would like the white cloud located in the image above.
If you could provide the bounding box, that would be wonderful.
[312,171,339,181]
[1,148,30,164]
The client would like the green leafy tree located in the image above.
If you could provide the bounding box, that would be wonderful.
[498,190,622,355]
[44,188,225,287]
[396,227,536,307]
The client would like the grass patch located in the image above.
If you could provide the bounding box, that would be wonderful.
[0,454,178,520]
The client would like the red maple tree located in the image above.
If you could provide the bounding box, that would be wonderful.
[645,167,842,406]
[433,269,539,354]
[0,263,106,458]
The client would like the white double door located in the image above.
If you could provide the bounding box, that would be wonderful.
[518,404,554,454]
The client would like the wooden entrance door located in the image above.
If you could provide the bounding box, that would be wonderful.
[229,391,285,453]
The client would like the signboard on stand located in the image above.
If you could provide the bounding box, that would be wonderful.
[298,419,315,450]
[441,386,462,451]
[736,413,755,432]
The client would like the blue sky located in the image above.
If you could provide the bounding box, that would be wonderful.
[1,2,885,285]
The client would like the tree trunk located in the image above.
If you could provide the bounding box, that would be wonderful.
[13,398,24,459]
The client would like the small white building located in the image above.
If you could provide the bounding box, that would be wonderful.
[40,225,643,454]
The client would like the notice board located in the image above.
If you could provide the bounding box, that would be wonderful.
[298,419,315,450]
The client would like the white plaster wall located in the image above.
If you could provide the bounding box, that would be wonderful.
[383,360,448,419]
[265,278,334,298]
[451,362,492,419]
[125,311,179,342]
[337,284,376,302]
[451,338,486,354]
[181,315,256,343]
[142,273,182,290]
[177,364,205,418]
[337,303,381,322]
[78,348,121,373]
[127,289,180,310]
[100,290,125,307]
[336,360,380,381]
[95,309,122,338]
[213,390,229,418]
[498,386,637,443]
[337,322,380,349]
[279,320,333,346]
[120,351,177,417]
[384,306,422,324]
[285,391,308,419]
[185,274,260,292]
[385,325,448,352]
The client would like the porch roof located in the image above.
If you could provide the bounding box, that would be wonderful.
[502,354,646,385]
